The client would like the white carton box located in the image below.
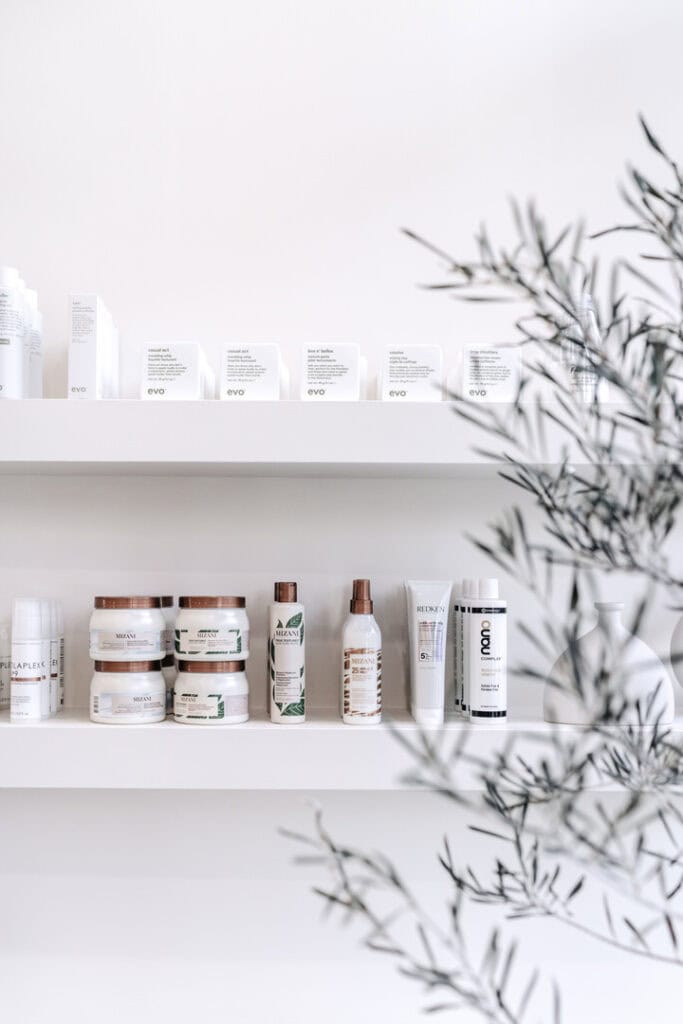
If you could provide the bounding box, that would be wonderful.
[68,295,109,400]
[458,345,521,402]
[380,345,443,401]
[141,342,208,400]
[220,344,288,401]
[301,344,364,401]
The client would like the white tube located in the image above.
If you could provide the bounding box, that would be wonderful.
[405,580,452,727]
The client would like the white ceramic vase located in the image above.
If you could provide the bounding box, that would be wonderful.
[544,602,674,726]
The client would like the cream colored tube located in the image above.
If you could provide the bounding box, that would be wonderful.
[405,580,452,727]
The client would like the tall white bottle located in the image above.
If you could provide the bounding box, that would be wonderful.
[341,579,382,725]
[49,600,59,716]
[39,600,51,718]
[10,599,46,722]
[452,580,462,712]
[269,581,305,723]
[467,578,507,721]
[24,288,43,398]
[56,601,65,710]
[461,578,476,715]
[0,267,25,399]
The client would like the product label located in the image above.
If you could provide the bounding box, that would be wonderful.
[381,346,442,401]
[142,343,200,400]
[302,345,360,400]
[10,679,43,720]
[343,647,382,718]
[220,345,281,400]
[91,690,165,719]
[463,346,520,402]
[416,618,445,664]
[270,611,305,718]
[174,691,248,721]
[175,627,247,658]
[467,607,507,717]
[90,629,163,656]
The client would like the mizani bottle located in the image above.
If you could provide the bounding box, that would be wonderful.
[341,579,382,725]
[269,582,305,723]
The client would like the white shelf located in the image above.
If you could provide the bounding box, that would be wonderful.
[0,707,553,791]
[0,399,568,477]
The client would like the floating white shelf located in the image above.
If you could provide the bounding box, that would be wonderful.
[0,399,574,477]
[0,707,557,791]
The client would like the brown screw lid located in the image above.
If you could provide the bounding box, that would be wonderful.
[274,581,297,603]
[94,596,161,609]
[94,660,163,673]
[350,578,373,614]
[178,596,246,609]
[177,660,246,673]
[160,596,174,607]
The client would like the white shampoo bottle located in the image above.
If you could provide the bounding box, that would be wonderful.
[467,578,507,721]
[341,579,382,725]
[269,581,305,724]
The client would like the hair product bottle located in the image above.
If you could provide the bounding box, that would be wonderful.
[460,579,476,715]
[467,578,507,720]
[269,581,305,724]
[452,580,462,712]
[341,579,382,725]
[10,599,46,722]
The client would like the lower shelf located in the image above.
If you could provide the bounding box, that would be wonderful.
[0,707,544,791]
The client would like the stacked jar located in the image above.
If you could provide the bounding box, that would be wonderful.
[174,596,250,724]
[89,597,167,724]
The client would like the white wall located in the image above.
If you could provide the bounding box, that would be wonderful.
[1,2,682,1022]
[1,0,681,396]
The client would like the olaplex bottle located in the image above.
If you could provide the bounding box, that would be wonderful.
[10,598,46,722]
[467,578,507,720]
[341,579,382,725]
[269,581,305,724]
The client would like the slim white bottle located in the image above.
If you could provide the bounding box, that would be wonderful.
[461,579,476,715]
[269,581,305,723]
[49,600,59,716]
[56,601,65,709]
[341,579,382,725]
[10,599,45,722]
[39,600,51,718]
[0,267,25,399]
[467,578,507,721]
[452,580,462,712]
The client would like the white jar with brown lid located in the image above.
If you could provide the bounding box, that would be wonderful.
[90,660,166,724]
[174,660,249,724]
[89,597,166,661]
[175,597,250,660]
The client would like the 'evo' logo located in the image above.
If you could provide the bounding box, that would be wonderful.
[389,390,407,397]
[147,388,165,395]
[225,389,246,396]
[71,386,86,393]
[470,388,487,397]
[308,388,326,396]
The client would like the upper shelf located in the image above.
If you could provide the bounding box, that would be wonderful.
[0,399,580,477]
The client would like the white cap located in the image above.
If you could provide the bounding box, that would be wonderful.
[55,601,64,635]
[462,578,473,598]
[24,288,38,313]
[479,578,499,600]
[12,598,42,639]
[412,707,444,728]
[0,266,20,288]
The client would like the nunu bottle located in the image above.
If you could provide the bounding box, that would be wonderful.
[341,579,382,725]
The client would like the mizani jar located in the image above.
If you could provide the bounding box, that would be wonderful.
[544,602,674,726]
